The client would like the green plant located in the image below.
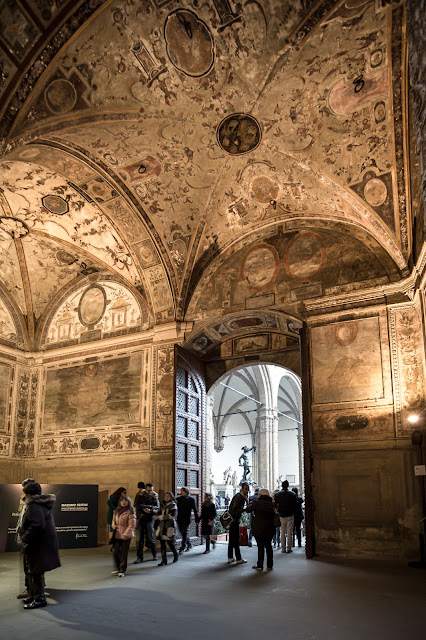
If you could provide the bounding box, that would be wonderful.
[213,509,250,535]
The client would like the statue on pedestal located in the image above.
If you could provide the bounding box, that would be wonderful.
[223,466,233,485]
[238,444,257,484]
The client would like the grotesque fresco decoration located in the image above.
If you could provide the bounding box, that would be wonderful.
[390,303,426,435]
[311,318,385,404]
[0,362,12,431]
[154,346,174,447]
[43,279,148,349]
[42,354,142,431]
[186,310,301,357]
[188,225,397,320]
[14,368,39,458]
[0,297,17,346]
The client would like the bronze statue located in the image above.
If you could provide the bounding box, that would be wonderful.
[238,445,257,484]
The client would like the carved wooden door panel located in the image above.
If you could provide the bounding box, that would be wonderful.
[174,346,206,544]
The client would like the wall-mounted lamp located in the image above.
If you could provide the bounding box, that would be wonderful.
[408,409,426,424]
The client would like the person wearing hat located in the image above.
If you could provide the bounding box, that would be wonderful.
[17,481,60,609]
[246,488,276,571]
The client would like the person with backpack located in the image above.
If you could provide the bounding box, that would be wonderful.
[274,480,297,553]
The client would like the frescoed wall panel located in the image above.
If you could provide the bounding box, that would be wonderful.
[42,354,142,431]
[311,317,385,404]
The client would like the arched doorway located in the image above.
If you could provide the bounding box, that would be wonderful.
[204,363,304,540]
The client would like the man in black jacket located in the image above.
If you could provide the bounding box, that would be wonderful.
[18,482,60,609]
[227,482,249,564]
[133,481,146,562]
[292,487,304,548]
[176,487,199,553]
[274,480,297,553]
[135,483,159,562]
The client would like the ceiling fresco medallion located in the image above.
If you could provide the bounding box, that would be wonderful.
[217,113,261,155]
[249,174,280,203]
[78,285,107,327]
[0,216,29,238]
[44,79,77,114]
[283,232,326,281]
[164,9,214,77]
[42,194,69,215]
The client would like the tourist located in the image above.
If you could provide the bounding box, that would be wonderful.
[107,487,126,532]
[246,488,275,571]
[176,487,199,553]
[135,483,159,562]
[248,486,260,547]
[292,487,304,548]
[18,482,60,609]
[16,477,36,600]
[227,482,249,564]
[200,493,217,554]
[133,481,146,563]
[154,492,179,565]
[275,480,297,553]
[111,495,136,577]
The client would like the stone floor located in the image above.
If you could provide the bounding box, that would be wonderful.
[0,544,424,640]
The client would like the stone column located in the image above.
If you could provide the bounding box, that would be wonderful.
[255,407,279,490]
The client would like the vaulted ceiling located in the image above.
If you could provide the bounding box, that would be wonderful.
[0,0,415,350]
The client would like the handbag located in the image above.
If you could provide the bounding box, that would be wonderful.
[274,512,281,528]
[108,529,116,545]
[219,510,233,530]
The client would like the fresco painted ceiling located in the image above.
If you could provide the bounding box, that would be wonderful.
[0,0,415,349]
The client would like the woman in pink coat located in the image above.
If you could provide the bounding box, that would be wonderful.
[111,496,136,577]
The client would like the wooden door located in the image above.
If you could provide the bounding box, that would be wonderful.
[174,346,206,544]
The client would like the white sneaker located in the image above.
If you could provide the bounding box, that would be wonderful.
[118,572,125,577]
[235,558,247,564]
[111,570,119,575]
[227,558,236,563]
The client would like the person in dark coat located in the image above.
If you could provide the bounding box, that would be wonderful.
[275,480,297,553]
[200,493,217,554]
[292,487,304,548]
[246,488,276,571]
[18,482,60,609]
[176,487,199,554]
[107,487,126,530]
[16,477,36,600]
[248,487,260,547]
[154,492,179,566]
[136,483,160,562]
[227,482,249,564]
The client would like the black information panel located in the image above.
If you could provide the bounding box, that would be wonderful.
[0,484,98,552]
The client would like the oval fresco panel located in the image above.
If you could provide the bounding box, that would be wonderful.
[78,286,106,326]
[240,244,279,291]
[217,113,261,155]
[164,10,214,77]
[363,178,387,207]
[284,232,326,281]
